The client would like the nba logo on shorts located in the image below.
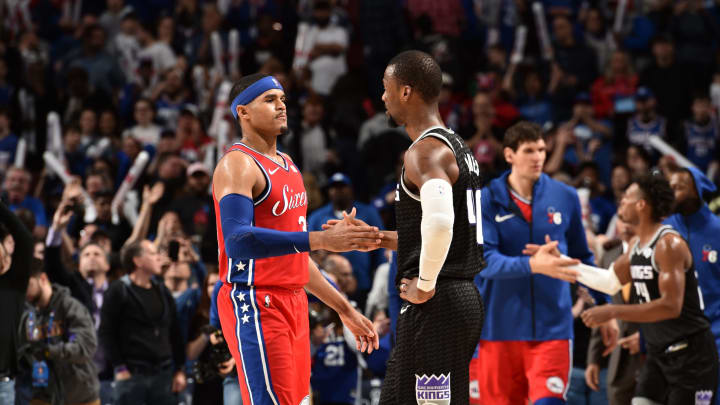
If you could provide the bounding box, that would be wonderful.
[415,373,451,405]
[695,390,712,405]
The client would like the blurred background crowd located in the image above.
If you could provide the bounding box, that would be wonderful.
[0,0,719,404]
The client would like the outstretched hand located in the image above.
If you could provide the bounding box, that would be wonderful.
[338,307,379,354]
[527,235,580,282]
[322,209,392,251]
[317,208,383,252]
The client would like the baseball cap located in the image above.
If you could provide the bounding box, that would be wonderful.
[187,162,210,177]
[328,173,352,187]
[635,87,654,101]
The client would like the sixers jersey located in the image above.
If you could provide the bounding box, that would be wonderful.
[396,127,485,284]
[627,116,666,156]
[213,142,309,288]
[685,117,719,171]
[629,225,709,351]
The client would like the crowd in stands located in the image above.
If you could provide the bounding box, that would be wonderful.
[0,0,719,404]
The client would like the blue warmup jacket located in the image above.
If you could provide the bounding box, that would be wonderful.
[664,167,720,352]
[477,172,595,341]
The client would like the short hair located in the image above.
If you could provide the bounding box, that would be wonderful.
[503,121,543,151]
[692,91,711,103]
[386,50,442,103]
[29,258,45,278]
[121,241,145,272]
[633,172,674,222]
[229,73,269,106]
[80,241,111,265]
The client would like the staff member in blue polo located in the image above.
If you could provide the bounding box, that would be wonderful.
[473,121,599,405]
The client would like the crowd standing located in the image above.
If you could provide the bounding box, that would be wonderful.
[1,0,720,404]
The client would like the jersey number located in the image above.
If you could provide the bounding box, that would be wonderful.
[298,216,307,232]
[633,282,651,303]
[467,189,483,245]
[324,344,345,367]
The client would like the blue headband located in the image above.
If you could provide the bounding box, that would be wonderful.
[230,76,284,119]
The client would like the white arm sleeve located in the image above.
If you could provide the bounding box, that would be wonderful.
[563,256,623,295]
[417,178,454,292]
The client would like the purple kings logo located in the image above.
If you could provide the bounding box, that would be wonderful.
[415,373,451,405]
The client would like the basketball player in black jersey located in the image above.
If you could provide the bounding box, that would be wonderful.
[326,50,485,403]
[577,173,717,405]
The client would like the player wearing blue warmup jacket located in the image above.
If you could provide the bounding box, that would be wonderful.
[473,122,600,405]
[666,166,720,404]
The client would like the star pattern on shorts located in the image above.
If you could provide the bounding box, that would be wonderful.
[237,292,246,302]
[241,314,250,324]
[241,303,250,313]
[235,261,246,272]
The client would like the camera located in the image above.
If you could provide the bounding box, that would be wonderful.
[193,329,233,383]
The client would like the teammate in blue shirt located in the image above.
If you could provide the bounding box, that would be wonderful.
[474,121,596,405]
[666,166,720,404]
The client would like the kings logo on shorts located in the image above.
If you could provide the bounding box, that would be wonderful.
[415,373,451,405]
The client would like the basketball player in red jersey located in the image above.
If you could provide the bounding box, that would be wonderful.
[212,73,380,405]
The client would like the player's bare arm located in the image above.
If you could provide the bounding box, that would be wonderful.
[214,151,382,255]
[305,257,379,353]
[582,233,690,327]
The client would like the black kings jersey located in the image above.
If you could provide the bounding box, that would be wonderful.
[630,225,709,351]
[395,127,485,285]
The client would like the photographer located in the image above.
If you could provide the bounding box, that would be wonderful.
[186,271,234,405]
[18,261,99,405]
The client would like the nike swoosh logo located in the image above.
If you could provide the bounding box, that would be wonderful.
[495,213,515,223]
[268,167,279,175]
[400,305,409,314]
[293,245,300,253]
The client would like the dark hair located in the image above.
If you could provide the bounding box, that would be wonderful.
[0,106,9,119]
[0,223,9,241]
[80,241,111,265]
[134,97,156,114]
[633,173,675,222]
[89,229,110,244]
[626,145,650,164]
[65,124,82,135]
[14,208,36,234]
[121,240,145,272]
[387,50,442,103]
[692,91,711,103]
[229,73,269,106]
[503,121,543,151]
[29,258,44,278]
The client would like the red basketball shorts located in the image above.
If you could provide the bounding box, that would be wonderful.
[470,339,572,405]
[218,283,311,405]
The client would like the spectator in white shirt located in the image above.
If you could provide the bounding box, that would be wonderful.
[123,98,161,146]
[136,21,177,82]
[293,0,349,95]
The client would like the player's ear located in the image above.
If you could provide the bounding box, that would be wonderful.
[238,105,249,120]
[503,146,514,164]
[401,85,411,101]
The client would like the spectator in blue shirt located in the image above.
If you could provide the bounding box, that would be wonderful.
[308,173,384,309]
[0,108,18,172]
[2,166,47,238]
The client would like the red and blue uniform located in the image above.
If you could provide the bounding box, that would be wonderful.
[214,142,311,405]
